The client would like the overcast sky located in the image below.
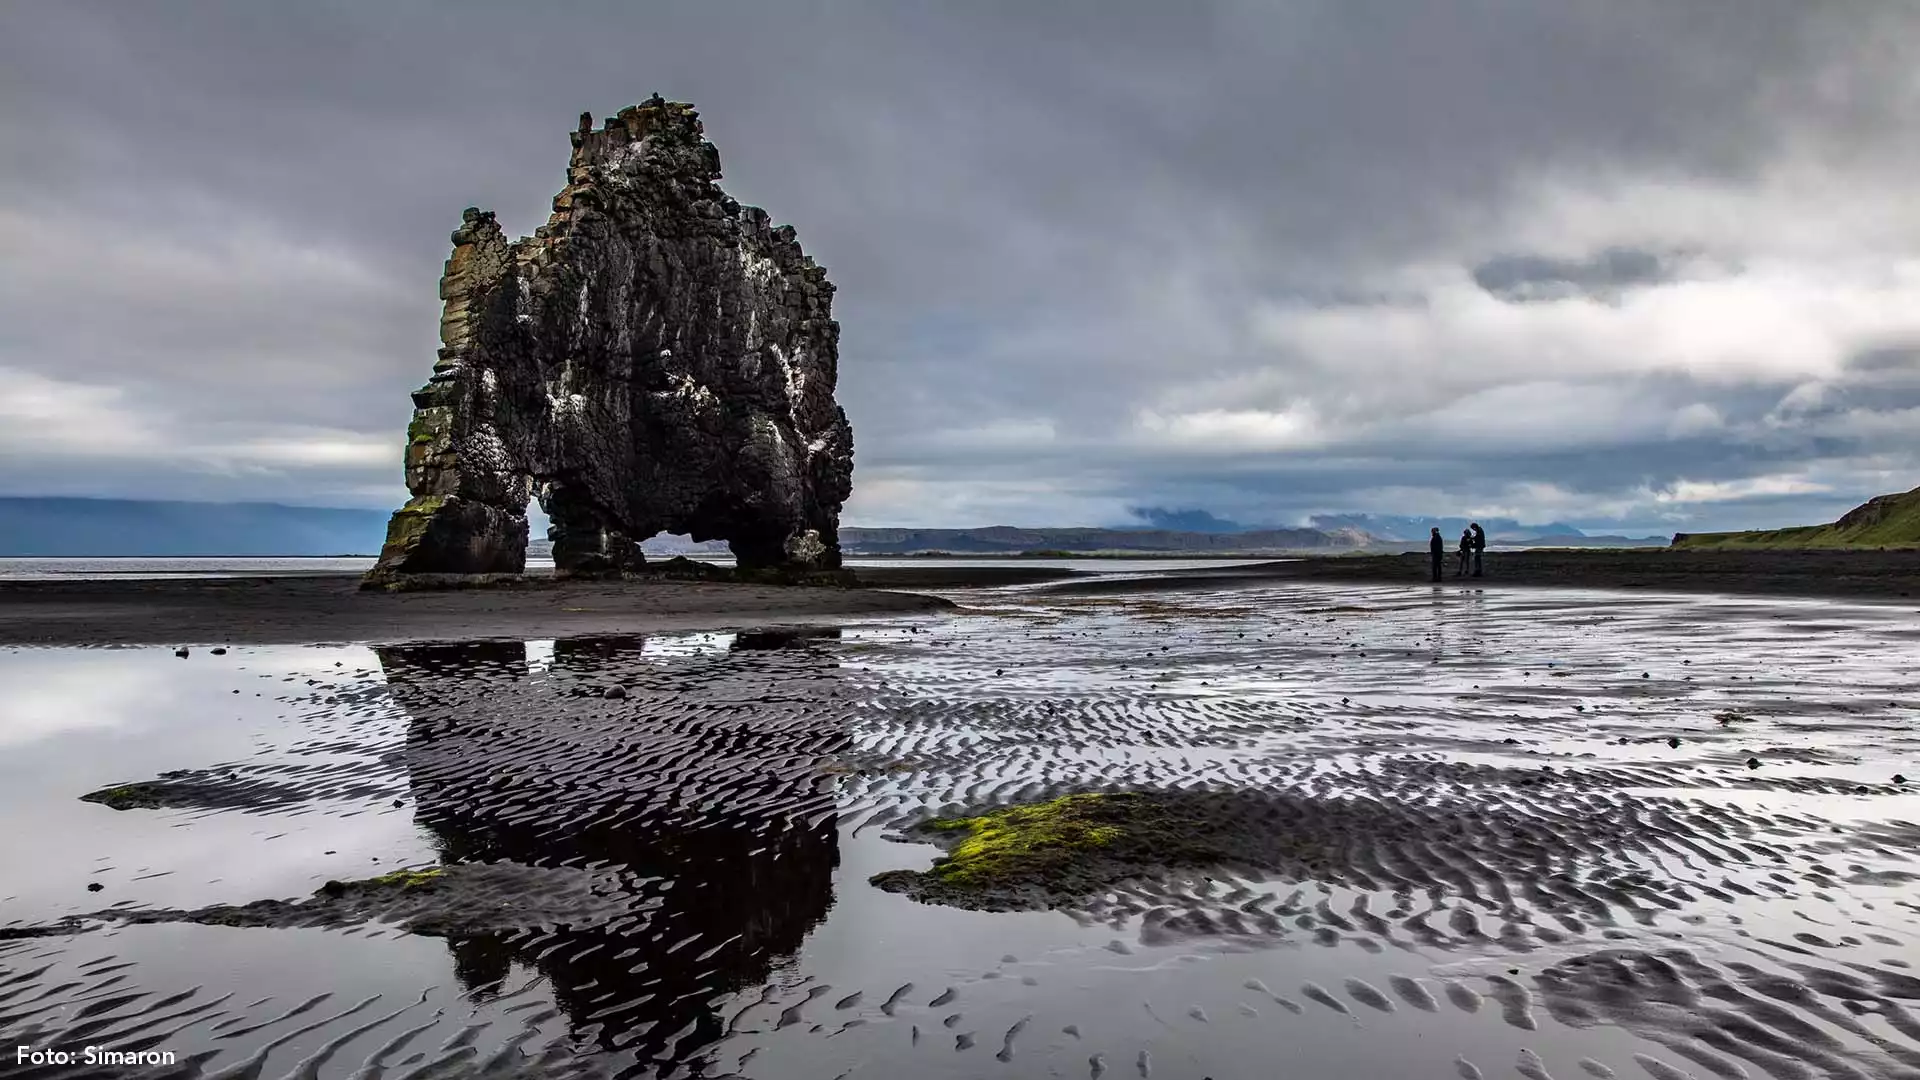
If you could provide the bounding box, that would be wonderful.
[3,2,1918,533]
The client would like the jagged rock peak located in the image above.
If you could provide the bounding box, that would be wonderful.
[364,98,853,588]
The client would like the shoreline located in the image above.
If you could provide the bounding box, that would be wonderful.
[6,548,1919,647]
[0,572,978,647]
[1039,548,1920,601]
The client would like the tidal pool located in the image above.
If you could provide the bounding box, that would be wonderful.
[3,583,1919,1079]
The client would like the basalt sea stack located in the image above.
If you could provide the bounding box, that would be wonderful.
[365,96,852,587]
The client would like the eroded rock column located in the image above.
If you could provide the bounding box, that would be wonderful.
[365,96,854,589]
[366,209,531,585]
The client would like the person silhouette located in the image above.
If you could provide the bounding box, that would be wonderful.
[1429,527,1444,582]
[1469,522,1486,577]
[1457,528,1473,578]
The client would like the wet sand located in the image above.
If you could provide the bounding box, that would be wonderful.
[4,580,1920,1079]
[0,571,981,646]
[1045,547,1920,601]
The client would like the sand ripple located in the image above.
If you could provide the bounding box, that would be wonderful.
[2,583,1919,1078]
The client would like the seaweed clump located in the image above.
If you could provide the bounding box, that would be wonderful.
[80,783,173,810]
[80,862,633,937]
[121,866,453,929]
[79,773,306,812]
[870,792,1237,911]
[320,867,444,897]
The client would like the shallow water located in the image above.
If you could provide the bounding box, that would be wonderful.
[0,557,553,581]
[3,582,1920,1079]
[0,556,395,580]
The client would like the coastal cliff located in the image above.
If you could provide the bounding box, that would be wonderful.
[1672,485,1920,549]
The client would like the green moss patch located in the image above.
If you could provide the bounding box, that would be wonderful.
[406,407,454,447]
[870,791,1243,911]
[875,785,1673,914]
[922,794,1125,886]
[373,494,454,562]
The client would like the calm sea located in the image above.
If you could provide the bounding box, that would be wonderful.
[0,555,1267,581]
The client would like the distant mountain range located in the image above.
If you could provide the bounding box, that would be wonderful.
[0,497,390,557]
[838,525,1369,554]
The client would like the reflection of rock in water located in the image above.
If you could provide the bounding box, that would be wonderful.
[375,634,847,1070]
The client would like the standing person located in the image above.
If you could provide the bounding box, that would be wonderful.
[1457,528,1473,578]
[1470,522,1486,578]
[1429,527,1443,582]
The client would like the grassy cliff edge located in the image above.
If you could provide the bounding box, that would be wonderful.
[1673,486,1920,550]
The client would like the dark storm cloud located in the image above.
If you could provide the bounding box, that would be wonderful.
[2,1,1917,530]
[1471,248,1673,303]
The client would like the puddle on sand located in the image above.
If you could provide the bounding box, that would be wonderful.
[2,585,1920,1079]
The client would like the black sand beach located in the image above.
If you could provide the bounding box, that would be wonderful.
[0,572,968,646]
[6,549,1920,647]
